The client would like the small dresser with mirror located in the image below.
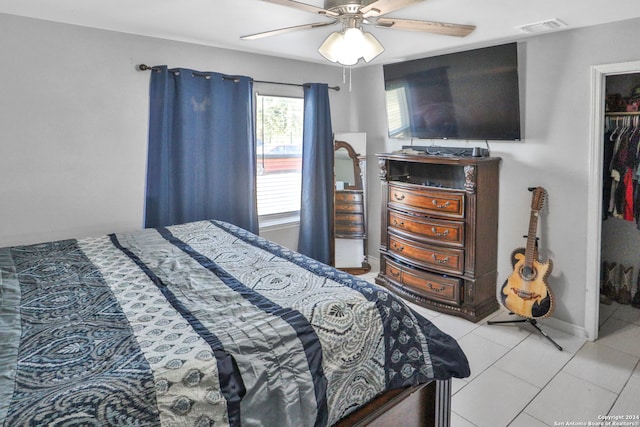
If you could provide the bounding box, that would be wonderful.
[333,136,370,274]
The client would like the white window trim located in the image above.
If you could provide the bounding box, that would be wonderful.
[254,84,304,228]
[258,211,300,232]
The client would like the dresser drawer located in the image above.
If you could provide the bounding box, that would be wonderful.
[388,184,464,219]
[336,212,364,224]
[336,212,365,235]
[336,224,365,235]
[336,202,364,214]
[388,232,464,275]
[336,191,363,203]
[388,209,464,247]
[385,257,462,305]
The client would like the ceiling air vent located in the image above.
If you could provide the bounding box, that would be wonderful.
[516,19,567,34]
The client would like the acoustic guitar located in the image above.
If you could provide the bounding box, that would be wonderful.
[500,187,555,319]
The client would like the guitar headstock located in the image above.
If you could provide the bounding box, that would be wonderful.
[530,187,547,211]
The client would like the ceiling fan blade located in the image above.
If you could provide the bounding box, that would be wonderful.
[241,21,338,40]
[256,0,339,17]
[361,0,424,18]
[375,18,476,37]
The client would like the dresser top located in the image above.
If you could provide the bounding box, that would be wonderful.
[376,152,501,166]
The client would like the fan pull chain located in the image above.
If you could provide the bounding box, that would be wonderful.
[340,65,353,92]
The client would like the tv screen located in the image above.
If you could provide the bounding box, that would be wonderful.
[383,42,521,141]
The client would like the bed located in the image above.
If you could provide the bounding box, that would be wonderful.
[0,219,469,426]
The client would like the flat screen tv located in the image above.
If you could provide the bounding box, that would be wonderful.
[383,42,521,141]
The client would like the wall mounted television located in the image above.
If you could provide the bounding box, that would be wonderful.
[383,42,521,141]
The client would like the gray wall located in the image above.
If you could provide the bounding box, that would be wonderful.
[4,11,640,335]
[352,17,640,333]
[0,13,353,247]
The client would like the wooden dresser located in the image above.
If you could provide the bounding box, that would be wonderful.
[376,153,500,322]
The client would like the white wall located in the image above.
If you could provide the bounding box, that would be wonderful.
[352,17,640,334]
[0,13,353,247]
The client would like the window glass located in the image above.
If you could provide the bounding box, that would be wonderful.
[255,95,304,218]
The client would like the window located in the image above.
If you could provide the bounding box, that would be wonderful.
[385,86,410,137]
[255,94,304,221]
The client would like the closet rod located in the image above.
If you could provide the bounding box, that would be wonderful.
[605,112,640,116]
[137,64,340,91]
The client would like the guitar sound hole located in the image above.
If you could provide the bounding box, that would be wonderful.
[520,266,537,281]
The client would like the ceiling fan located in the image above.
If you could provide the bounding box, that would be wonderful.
[241,0,476,65]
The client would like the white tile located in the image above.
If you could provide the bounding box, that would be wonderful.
[563,341,639,393]
[598,317,640,357]
[610,375,640,415]
[633,361,640,379]
[485,308,523,321]
[611,303,640,326]
[509,412,549,427]
[451,377,468,395]
[599,301,618,326]
[457,333,510,380]
[451,411,477,427]
[524,371,617,425]
[428,313,480,340]
[525,322,586,354]
[494,333,572,388]
[479,311,582,352]
[473,319,532,349]
[453,367,540,427]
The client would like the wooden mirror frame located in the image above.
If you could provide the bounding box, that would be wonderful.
[334,140,363,190]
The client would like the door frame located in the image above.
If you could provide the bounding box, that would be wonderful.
[586,60,640,340]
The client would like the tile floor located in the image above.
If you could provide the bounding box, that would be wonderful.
[360,272,640,426]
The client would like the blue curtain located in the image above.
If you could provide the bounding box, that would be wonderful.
[145,66,258,234]
[298,83,334,264]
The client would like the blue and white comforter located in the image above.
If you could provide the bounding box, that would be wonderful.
[0,220,469,426]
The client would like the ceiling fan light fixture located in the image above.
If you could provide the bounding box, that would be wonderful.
[318,30,358,66]
[318,31,344,62]
[318,26,384,65]
[361,31,384,62]
[246,0,477,62]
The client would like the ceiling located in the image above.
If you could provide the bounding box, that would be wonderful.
[3,0,640,66]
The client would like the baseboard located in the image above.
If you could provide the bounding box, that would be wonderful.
[540,316,590,341]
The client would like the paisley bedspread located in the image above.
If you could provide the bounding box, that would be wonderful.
[0,220,469,426]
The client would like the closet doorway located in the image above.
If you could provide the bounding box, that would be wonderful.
[587,61,640,340]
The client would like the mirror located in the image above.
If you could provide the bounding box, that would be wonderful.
[333,140,371,274]
[335,145,357,190]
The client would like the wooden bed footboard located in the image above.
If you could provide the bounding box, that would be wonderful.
[333,379,452,427]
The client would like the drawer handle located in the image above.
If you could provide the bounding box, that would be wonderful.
[389,269,401,278]
[431,227,450,237]
[432,254,450,264]
[392,243,405,252]
[393,219,405,227]
[428,283,446,293]
[393,193,405,201]
[432,200,450,209]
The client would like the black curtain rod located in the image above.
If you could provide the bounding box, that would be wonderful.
[137,64,340,91]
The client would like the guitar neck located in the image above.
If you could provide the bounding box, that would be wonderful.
[524,210,539,268]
